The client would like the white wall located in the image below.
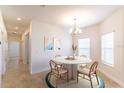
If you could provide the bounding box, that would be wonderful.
[73,7,124,86]
[99,8,124,86]
[0,10,8,74]
[30,20,72,74]
[73,24,100,62]
[0,9,8,87]
[21,26,30,64]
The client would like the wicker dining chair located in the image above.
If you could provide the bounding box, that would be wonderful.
[49,60,69,87]
[55,55,67,70]
[77,61,99,88]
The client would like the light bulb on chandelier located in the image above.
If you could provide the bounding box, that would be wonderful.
[69,18,82,35]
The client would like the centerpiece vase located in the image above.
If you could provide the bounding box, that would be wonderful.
[73,51,76,59]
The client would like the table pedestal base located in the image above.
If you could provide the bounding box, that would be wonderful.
[67,64,77,80]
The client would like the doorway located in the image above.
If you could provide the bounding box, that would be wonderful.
[8,41,20,65]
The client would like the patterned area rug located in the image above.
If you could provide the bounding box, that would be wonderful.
[45,72,105,88]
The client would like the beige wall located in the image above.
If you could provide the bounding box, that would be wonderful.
[73,8,124,86]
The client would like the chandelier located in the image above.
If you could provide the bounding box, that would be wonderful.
[69,18,82,35]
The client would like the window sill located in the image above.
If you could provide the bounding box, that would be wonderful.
[102,61,114,67]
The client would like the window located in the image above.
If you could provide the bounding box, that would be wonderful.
[78,38,90,58]
[101,32,114,66]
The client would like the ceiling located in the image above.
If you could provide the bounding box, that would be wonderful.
[0,5,122,34]
[4,16,30,35]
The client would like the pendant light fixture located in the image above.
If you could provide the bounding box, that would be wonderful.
[69,18,82,35]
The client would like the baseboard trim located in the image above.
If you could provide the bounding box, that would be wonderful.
[98,68,124,87]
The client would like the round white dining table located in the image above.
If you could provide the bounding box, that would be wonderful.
[52,56,92,80]
[52,56,92,64]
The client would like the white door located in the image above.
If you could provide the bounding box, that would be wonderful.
[0,28,2,87]
[8,41,20,64]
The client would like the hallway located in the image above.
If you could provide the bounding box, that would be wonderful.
[2,61,47,88]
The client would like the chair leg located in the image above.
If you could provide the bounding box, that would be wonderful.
[96,73,99,85]
[56,76,59,88]
[89,75,93,88]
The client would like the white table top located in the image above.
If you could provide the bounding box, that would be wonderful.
[52,56,92,64]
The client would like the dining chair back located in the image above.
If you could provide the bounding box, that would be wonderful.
[49,60,59,73]
[49,60,68,87]
[77,61,99,88]
[89,61,98,75]
[55,55,68,69]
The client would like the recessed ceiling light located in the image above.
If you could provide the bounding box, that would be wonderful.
[15,26,19,30]
[17,17,21,21]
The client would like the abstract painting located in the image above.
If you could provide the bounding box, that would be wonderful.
[54,38,61,51]
[44,36,54,50]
